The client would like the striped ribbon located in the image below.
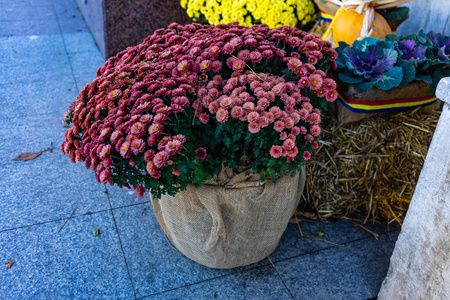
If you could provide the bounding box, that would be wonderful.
[320,10,334,22]
[338,92,437,113]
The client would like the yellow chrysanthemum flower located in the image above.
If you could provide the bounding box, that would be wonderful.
[182,0,316,29]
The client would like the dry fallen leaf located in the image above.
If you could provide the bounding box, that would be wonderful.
[5,260,15,269]
[11,152,43,161]
[11,142,53,161]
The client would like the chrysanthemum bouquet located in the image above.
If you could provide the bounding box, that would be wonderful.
[181,0,316,28]
[62,23,337,198]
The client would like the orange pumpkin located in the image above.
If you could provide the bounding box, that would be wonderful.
[323,7,392,46]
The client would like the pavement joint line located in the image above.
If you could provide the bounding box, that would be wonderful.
[52,2,80,92]
[110,200,152,211]
[105,186,138,299]
[0,208,112,234]
[136,230,399,299]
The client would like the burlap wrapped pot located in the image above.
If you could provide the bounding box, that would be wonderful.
[150,167,306,269]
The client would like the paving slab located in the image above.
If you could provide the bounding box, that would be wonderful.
[0,113,69,164]
[0,79,77,120]
[0,3,55,21]
[107,185,150,209]
[0,50,73,85]
[270,218,399,262]
[112,203,234,298]
[275,234,396,300]
[0,34,67,62]
[63,32,99,55]
[0,210,134,299]
[0,154,109,232]
[143,266,293,300]
[0,16,61,37]
[69,51,105,89]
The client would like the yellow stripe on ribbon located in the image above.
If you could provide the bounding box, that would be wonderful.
[338,92,438,113]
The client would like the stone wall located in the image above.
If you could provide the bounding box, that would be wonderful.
[75,0,192,58]
[378,78,450,299]
[397,0,450,36]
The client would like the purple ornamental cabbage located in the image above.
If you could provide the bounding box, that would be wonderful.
[395,40,427,65]
[426,31,450,61]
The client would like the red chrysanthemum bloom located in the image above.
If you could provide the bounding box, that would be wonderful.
[119,141,131,158]
[248,122,260,134]
[326,90,338,102]
[216,108,229,123]
[303,151,311,161]
[270,145,282,158]
[153,151,169,168]
[195,147,207,160]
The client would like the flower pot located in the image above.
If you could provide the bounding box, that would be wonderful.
[328,80,441,124]
[150,167,306,269]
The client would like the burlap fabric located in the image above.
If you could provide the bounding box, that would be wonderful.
[150,167,306,269]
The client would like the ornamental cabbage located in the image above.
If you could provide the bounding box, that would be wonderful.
[335,38,406,92]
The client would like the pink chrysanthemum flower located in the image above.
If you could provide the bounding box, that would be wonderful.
[247,111,260,123]
[291,126,300,136]
[274,121,285,132]
[139,114,153,123]
[300,126,307,135]
[195,147,207,160]
[305,134,314,142]
[302,102,314,112]
[308,74,323,90]
[290,112,300,124]
[198,113,209,124]
[298,77,309,88]
[119,141,131,158]
[130,122,145,136]
[231,106,244,119]
[220,97,234,109]
[270,145,282,158]
[237,50,250,62]
[177,60,189,71]
[280,132,288,140]
[153,151,169,168]
[199,60,211,72]
[317,89,326,98]
[211,60,222,73]
[303,151,311,161]
[257,98,270,109]
[173,134,187,143]
[111,130,122,144]
[310,125,321,136]
[284,117,294,129]
[232,59,245,72]
[297,66,309,77]
[165,139,183,155]
[283,138,295,150]
[146,161,161,179]
[309,112,321,125]
[131,138,145,154]
[224,42,235,54]
[243,102,255,111]
[262,50,274,59]
[249,51,262,64]
[308,56,318,65]
[208,101,220,114]
[288,58,302,71]
[287,147,299,158]
[299,108,309,121]
[312,141,319,149]
[148,123,162,135]
[272,83,286,95]
[323,78,337,90]
[216,108,229,123]
[143,149,155,162]
[259,116,269,127]
[248,122,260,134]
[326,90,338,102]
[172,168,180,176]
